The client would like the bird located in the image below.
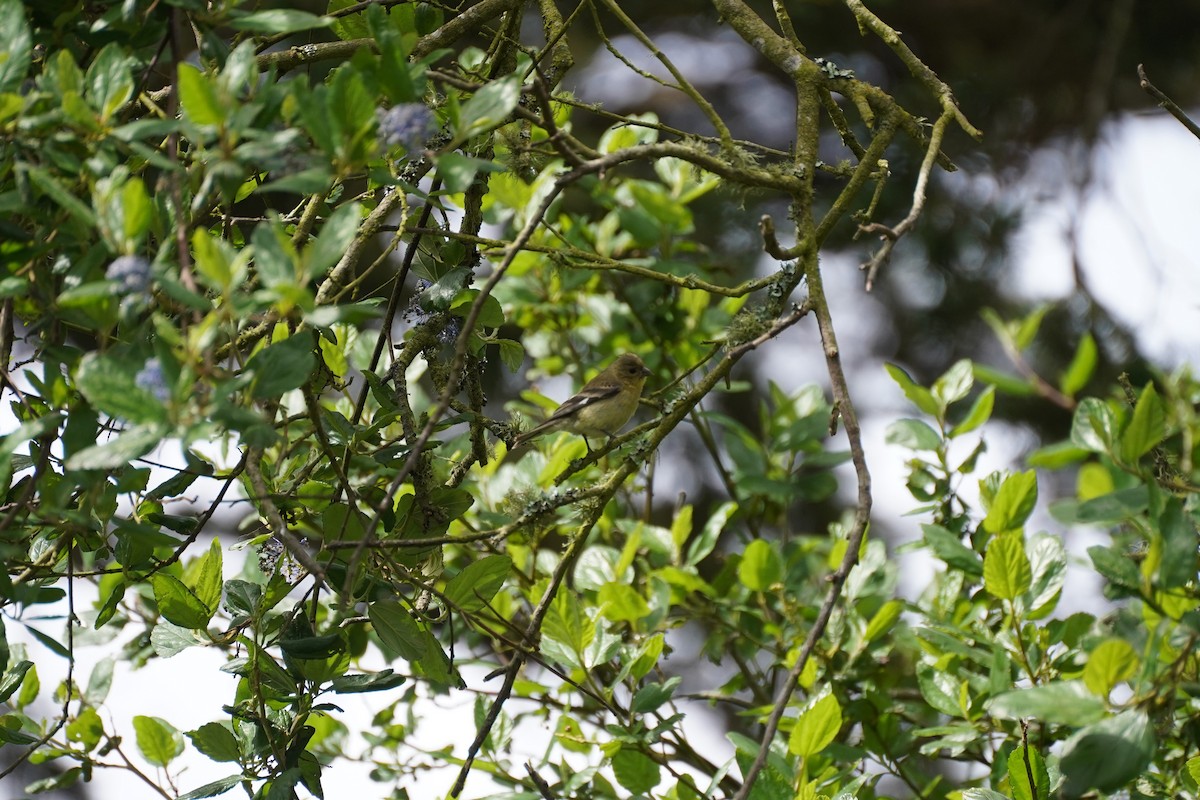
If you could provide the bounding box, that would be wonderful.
[509,353,652,455]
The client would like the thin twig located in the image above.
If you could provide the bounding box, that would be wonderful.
[1137,64,1200,141]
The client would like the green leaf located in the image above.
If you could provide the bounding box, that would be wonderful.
[1059,332,1097,397]
[179,774,244,800]
[1070,397,1118,454]
[972,363,1036,397]
[230,9,331,33]
[988,681,1107,726]
[1082,639,1137,696]
[177,64,223,126]
[456,77,520,138]
[1060,710,1154,797]
[328,0,371,40]
[597,582,652,623]
[434,152,506,193]
[787,692,842,756]
[0,660,32,703]
[150,573,214,629]
[1158,497,1197,589]
[1026,532,1066,617]
[921,524,983,577]
[916,662,962,717]
[246,334,316,399]
[542,590,593,669]
[1074,486,1149,524]
[66,706,104,751]
[368,600,427,661]
[864,599,904,643]
[87,44,134,122]
[443,555,510,613]
[982,470,1038,534]
[611,747,660,794]
[0,715,38,745]
[1119,382,1165,464]
[330,670,407,694]
[885,362,940,416]
[27,165,97,227]
[1013,305,1049,350]
[188,538,224,614]
[66,422,169,471]
[983,534,1032,601]
[738,539,781,591]
[962,791,1016,800]
[933,359,974,406]
[84,657,114,705]
[630,677,681,714]
[187,722,241,763]
[305,202,362,277]
[1087,545,1141,591]
[885,418,942,451]
[150,622,199,658]
[1007,742,1049,800]
[1026,440,1090,468]
[686,501,736,566]
[75,352,169,425]
[950,385,995,438]
[0,0,32,94]
[133,715,184,767]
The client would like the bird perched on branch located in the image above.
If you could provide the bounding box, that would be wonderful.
[510,353,652,455]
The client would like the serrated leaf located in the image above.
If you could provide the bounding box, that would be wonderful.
[1070,397,1118,454]
[133,715,184,767]
[916,662,962,717]
[443,555,510,613]
[1007,743,1049,800]
[984,534,1032,601]
[788,692,842,756]
[630,676,681,714]
[1082,639,1137,697]
[150,573,213,629]
[933,359,974,405]
[368,600,427,661]
[988,681,1107,726]
[983,470,1038,534]
[186,722,241,763]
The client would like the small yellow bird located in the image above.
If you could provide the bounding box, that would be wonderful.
[511,353,652,453]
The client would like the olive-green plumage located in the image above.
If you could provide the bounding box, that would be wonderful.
[512,353,651,450]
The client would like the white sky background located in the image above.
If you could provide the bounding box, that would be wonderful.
[5,103,1200,799]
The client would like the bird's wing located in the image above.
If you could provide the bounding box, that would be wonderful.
[544,379,622,422]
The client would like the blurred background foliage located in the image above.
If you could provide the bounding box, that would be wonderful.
[2,0,1200,798]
